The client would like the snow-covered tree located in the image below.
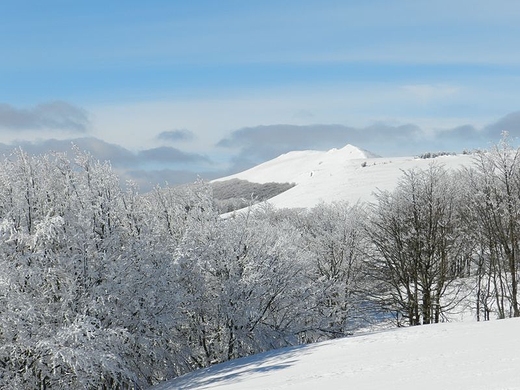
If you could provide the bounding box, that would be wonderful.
[368,164,467,325]
[173,207,312,369]
[462,136,520,319]
[0,149,188,388]
[299,202,370,336]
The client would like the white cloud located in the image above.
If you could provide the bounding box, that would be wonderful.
[401,84,461,102]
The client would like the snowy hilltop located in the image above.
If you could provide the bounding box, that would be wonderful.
[214,144,474,209]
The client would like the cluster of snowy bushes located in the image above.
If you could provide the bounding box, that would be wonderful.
[1,138,520,388]
[416,151,456,159]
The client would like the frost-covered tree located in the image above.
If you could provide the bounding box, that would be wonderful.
[0,149,192,388]
[0,150,131,388]
[173,207,312,369]
[1,148,370,387]
[368,164,467,325]
[462,136,520,319]
[299,202,370,336]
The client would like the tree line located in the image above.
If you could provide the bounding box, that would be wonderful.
[0,139,518,388]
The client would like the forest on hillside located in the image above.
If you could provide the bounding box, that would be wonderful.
[0,139,519,389]
[210,178,295,213]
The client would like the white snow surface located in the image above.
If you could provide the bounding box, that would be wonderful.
[154,318,520,390]
[214,145,474,209]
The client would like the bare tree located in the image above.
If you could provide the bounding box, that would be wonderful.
[368,164,467,325]
[463,136,520,318]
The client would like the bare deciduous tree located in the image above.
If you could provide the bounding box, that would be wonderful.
[368,164,467,325]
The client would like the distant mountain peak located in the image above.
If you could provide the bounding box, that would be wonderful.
[212,144,381,189]
[213,144,473,210]
[258,144,379,167]
[328,144,380,159]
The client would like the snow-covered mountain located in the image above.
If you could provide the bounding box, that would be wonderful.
[153,317,520,390]
[214,144,474,209]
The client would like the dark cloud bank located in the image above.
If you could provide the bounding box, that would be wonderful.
[216,113,520,173]
[156,129,196,143]
[0,138,215,192]
[217,123,422,172]
[0,101,90,132]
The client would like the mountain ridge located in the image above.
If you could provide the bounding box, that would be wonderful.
[213,144,474,209]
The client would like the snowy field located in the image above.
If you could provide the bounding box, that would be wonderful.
[153,318,520,390]
[214,144,475,209]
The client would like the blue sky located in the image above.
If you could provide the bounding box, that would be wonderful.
[1,0,520,189]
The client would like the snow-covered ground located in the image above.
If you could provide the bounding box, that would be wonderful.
[214,144,475,209]
[153,318,520,390]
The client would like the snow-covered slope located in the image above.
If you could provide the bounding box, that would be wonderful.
[153,318,520,390]
[214,145,474,209]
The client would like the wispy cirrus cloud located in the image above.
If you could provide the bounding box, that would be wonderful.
[0,101,90,132]
[401,84,460,103]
